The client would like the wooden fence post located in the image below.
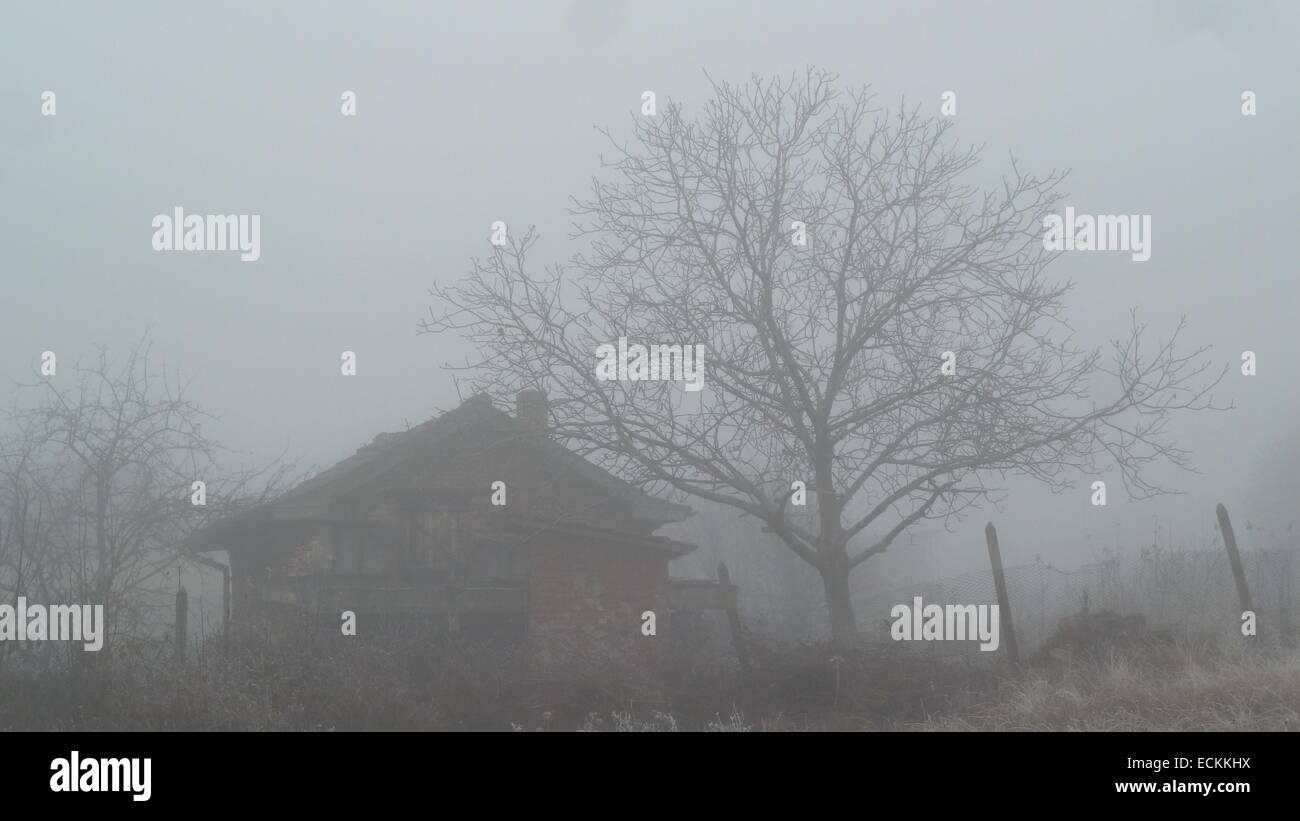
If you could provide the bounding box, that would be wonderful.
[984,523,1020,666]
[717,563,748,671]
[174,585,188,663]
[446,565,461,635]
[1216,503,1255,625]
[221,567,230,644]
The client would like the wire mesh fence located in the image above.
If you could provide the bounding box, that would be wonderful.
[671,502,1298,655]
[852,546,1298,655]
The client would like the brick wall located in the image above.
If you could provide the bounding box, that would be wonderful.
[527,541,668,668]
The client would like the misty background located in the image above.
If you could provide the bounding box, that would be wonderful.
[2,1,1297,606]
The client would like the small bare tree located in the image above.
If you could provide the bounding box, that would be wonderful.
[0,419,63,675]
[421,69,1227,643]
[2,335,290,673]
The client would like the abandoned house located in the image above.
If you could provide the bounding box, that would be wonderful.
[186,390,736,662]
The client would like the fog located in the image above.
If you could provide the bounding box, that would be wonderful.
[3,0,1297,587]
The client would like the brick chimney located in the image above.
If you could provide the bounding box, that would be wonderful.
[515,389,548,433]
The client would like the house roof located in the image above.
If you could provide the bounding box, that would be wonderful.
[187,393,693,551]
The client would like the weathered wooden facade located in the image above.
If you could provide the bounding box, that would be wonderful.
[187,391,735,661]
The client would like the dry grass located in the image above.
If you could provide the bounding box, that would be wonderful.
[4,628,1296,731]
[916,642,1300,731]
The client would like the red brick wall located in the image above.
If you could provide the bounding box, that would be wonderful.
[527,542,668,668]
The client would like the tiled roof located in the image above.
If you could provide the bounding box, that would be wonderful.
[188,393,692,549]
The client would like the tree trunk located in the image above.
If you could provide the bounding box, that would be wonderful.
[820,564,857,645]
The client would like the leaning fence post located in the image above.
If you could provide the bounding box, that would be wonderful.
[984,523,1020,666]
[221,566,231,645]
[174,585,188,663]
[717,563,749,671]
[1216,503,1255,626]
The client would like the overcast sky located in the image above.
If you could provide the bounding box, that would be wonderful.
[2,1,1297,577]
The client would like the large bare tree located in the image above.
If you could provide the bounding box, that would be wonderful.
[421,69,1226,643]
